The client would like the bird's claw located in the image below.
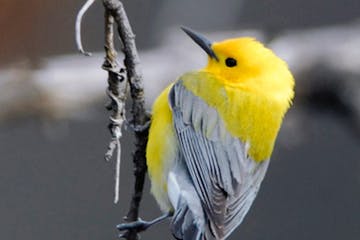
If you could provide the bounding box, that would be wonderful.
[117,218,150,232]
[117,232,127,239]
[116,212,173,238]
[116,219,149,239]
[118,231,136,239]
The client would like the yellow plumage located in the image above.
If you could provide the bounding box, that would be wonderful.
[146,85,176,211]
[183,38,294,161]
[146,30,294,239]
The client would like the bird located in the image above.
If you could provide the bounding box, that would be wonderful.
[118,27,294,240]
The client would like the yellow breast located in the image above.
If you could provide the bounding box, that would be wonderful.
[181,71,292,161]
[146,85,177,211]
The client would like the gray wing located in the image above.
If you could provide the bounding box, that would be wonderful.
[168,153,206,240]
[169,81,270,239]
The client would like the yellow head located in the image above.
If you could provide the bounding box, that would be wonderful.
[182,27,294,103]
[181,27,295,160]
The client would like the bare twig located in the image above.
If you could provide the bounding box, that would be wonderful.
[102,8,128,204]
[102,0,150,226]
[75,0,96,56]
[76,0,150,239]
[102,1,150,239]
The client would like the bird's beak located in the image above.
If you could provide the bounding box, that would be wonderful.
[181,26,219,61]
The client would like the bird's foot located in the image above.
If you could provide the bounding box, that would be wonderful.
[117,212,173,238]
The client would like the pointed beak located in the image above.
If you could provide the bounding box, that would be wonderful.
[181,26,219,61]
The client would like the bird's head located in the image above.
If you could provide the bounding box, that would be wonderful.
[182,27,294,101]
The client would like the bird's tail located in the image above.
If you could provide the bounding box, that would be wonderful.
[171,198,205,240]
[168,159,211,240]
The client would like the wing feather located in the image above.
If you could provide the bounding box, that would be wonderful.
[169,81,269,239]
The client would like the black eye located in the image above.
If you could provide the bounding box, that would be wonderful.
[225,58,237,67]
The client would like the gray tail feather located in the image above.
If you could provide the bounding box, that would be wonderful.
[171,199,204,240]
[168,158,214,240]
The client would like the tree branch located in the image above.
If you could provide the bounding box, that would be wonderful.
[101,2,150,240]
[102,8,128,204]
[76,0,150,239]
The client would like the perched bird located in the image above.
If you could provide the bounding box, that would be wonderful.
[136,27,294,239]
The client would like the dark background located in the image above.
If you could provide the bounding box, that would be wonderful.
[1,1,360,240]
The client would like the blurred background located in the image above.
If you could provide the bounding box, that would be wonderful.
[1,0,359,240]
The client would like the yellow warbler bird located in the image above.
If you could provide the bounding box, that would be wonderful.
[118,27,294,240]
